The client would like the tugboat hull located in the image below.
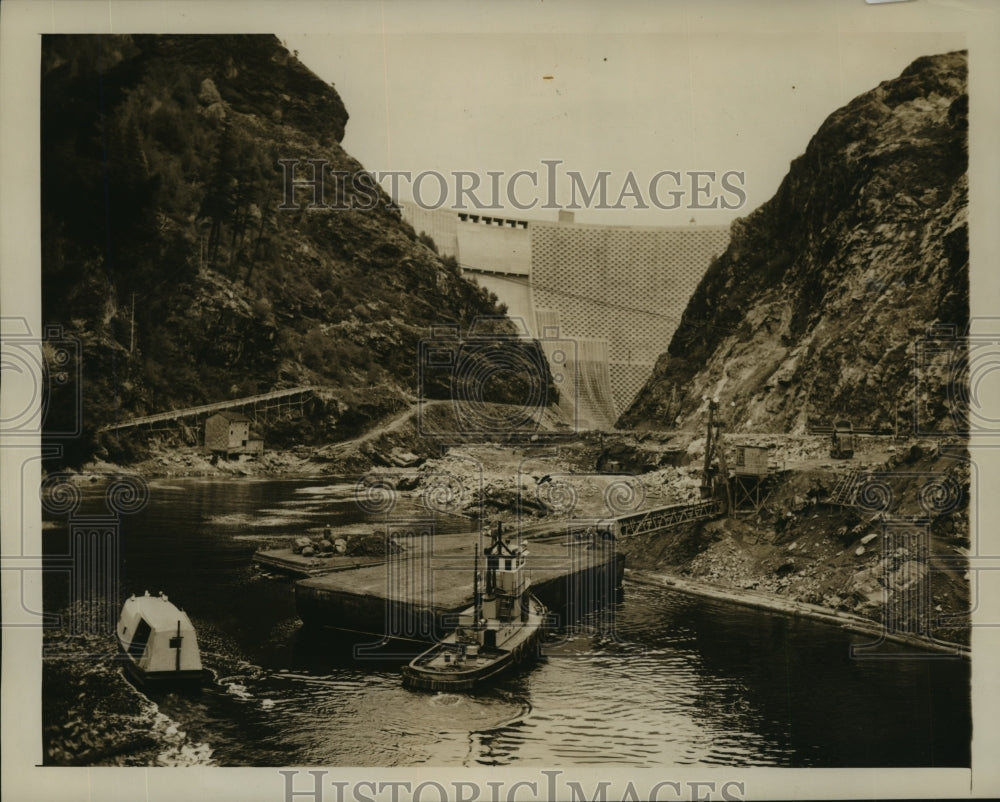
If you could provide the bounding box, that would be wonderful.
[402,627,543,691]
[402,594,546,692]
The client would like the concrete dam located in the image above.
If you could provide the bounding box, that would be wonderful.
[402,203,729,430]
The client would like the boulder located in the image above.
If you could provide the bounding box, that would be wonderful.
[888,560,929,590]
[388,448,422,467]
[202,102,226,122]
[396,474,420,491]
[197,78,222,105]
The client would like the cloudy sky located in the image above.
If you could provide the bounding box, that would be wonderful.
[282,4,964,225]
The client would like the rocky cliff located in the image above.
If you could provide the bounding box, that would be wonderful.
[41,35,521,465]
[621,51,968,434]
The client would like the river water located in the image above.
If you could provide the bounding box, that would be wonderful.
[43,476,970,767]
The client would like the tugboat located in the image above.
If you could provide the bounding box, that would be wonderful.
[403,523,546,691]
[115,591,207,690]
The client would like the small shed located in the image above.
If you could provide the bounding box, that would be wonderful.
[730,444,774,514]
[733,445,769,477]
[205,411,252,456]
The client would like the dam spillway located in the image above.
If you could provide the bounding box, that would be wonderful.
[401,202,729,428]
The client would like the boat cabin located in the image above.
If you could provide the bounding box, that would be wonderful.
[116,591,203,686]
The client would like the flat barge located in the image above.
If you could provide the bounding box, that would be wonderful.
[295,530,623,646]
[254,548,387,578]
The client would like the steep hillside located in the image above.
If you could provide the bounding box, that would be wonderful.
[41,34,525,466]
[621,51,968,434]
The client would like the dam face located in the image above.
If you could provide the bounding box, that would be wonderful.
[402,202,728,429]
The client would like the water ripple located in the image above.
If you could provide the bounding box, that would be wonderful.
[47,478,970,768]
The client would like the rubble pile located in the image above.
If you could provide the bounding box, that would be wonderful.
[289,531,400,558]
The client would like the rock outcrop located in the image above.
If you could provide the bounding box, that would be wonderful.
[40,35,518,465]
[621,51,968,435]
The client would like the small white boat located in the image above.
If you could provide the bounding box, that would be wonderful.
[115,591,207,689]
